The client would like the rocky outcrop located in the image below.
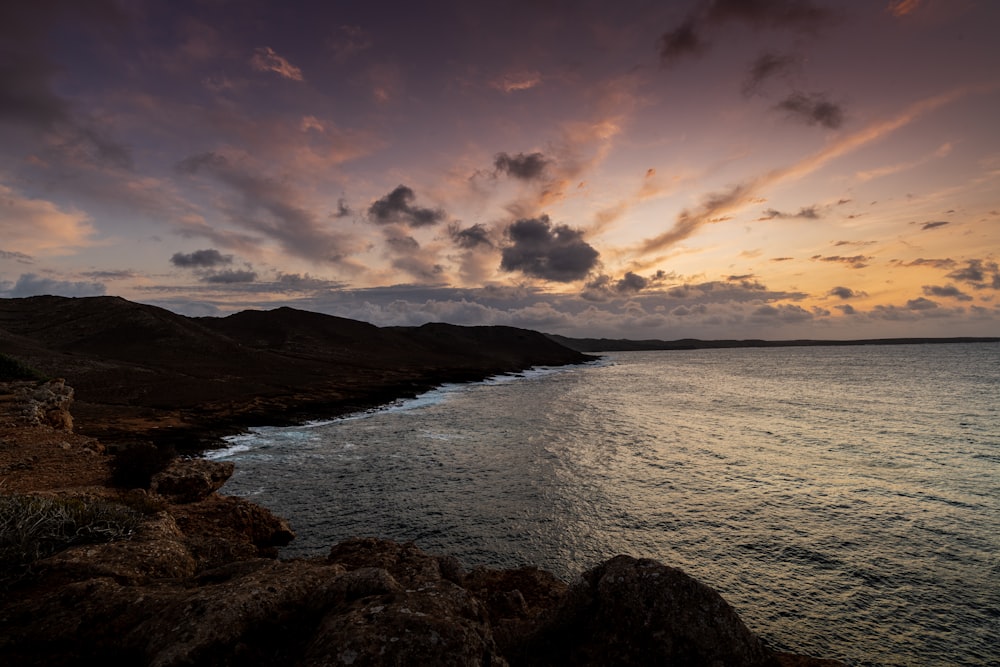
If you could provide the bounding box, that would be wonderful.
[150,458,235,503]
[1,529,845,666]
[9,379,74,430]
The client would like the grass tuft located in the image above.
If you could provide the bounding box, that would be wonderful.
[0,493,144,578]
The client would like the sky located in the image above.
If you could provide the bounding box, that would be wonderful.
[1,0,999,339]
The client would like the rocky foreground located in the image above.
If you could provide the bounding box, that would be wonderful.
[0,380,845,666]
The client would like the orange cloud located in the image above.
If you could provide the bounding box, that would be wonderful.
[887,0,920,18]
[0,185,97,255]
[634,83,997,257]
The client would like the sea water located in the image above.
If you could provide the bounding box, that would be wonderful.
[208,343,1000,666]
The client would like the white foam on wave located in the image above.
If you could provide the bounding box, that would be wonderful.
[203,360,602,461]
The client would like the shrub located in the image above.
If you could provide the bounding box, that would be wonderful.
[0,493,144,576]
[110,443,176,489]
[0,353,48,382]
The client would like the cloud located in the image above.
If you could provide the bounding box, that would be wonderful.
[775,91,844,128]
[658,0,832,65]
[828,286,866,299]
[759,205,820,220]
[894,258,956,269]
[836,304,856,315]
[906,297,938,310]
[500,215,599,282]
[0,249,34,263]
[494,152,551,181]
[368,185,446,227]
[0,184,97,255]
[449,223,493,249]
[333,198,352,218]
[4,272,105,298]
[742,52,797,96]
[813,255,871,269]
[170,248,233,268]
[946,259,1000,289]
[202,269,257,284]
[638,182,753,254]
[617,271,649,293]
[250,47,304,81]
[887,0,920,18]
[329,25,372,63]
[658,19,706,65]
[633,86,987,260]
[80,269,138,280]
[491,70,543,93]
[751,303,814,323]
[920,220,950,230]
[922,284,972,301]
[175,151,360,264]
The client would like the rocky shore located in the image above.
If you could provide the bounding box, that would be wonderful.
[0,379,846,665]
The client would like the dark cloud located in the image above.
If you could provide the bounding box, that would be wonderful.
[4,272,105,298]
[368,185,446,227]
[751,303,813,322]
[922,284,972,301]
[449,223,493,249]
[658,19,706,64]
[835,304,856,315]
[176,152,358,263]
[759,205,820,220]
[494,152,550,181]
[0,249,34,263]
[202,269,257,284]
[616,271,648,293]
[743,51,797,96]
[920,220,950,230]
[906,297,938,310]
[170,248,233,268]
[658,0,832,65]
[776,91,844,128]
[500,215,599,282]
[813,255,871,269]
[333,198,352,218]
[946,259,1000,289]
[771,256,794,262]
[828,286,866,299]
[81,269,139,280]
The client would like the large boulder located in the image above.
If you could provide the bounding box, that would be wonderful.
[513,554,774,666]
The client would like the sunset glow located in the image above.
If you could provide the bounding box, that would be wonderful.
[1,0,998,338]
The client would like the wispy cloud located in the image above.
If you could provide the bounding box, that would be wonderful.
[250,47,304,81]
[491,70,542,93]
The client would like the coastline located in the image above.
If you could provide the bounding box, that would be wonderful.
[0,379,844,666]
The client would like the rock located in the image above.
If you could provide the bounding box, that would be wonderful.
[150,458,234,503]
[13,379,74,431]
[513,554,774,667]
[169,494,295,569]
[35,511,197,585]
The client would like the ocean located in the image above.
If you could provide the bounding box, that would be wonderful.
[207,343,1000,666]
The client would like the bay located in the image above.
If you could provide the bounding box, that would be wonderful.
[209,343,1000,666]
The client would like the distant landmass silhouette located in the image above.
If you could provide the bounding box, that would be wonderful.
[545,333,999,352]
[0,296,588,449]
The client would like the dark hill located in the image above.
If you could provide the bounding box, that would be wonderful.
[0,296,589,449]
